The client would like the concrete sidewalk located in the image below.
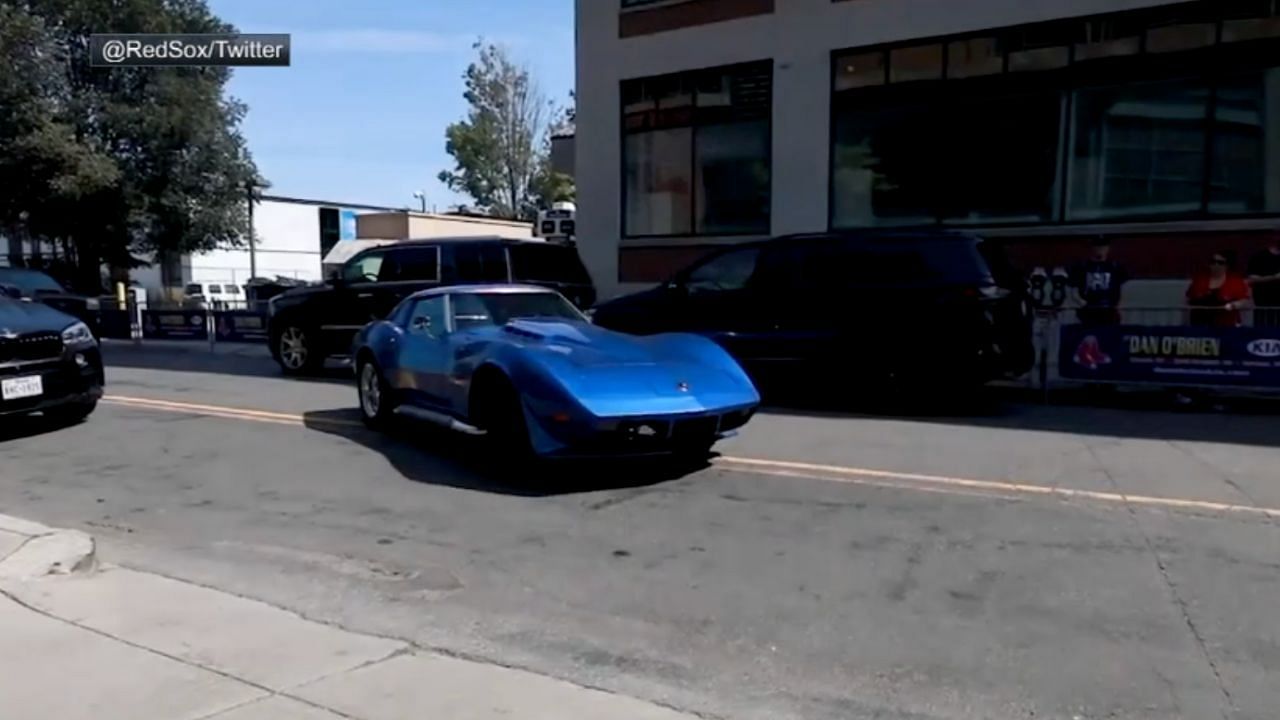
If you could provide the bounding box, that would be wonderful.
[0,514,695,720]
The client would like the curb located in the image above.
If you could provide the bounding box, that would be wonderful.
[0,514,97,581]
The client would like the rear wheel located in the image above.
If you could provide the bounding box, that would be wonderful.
[274,324,322,375]
[357,359,395,429]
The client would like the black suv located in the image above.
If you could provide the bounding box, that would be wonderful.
[590,231,1033,392]
[0,267,101,336]
[267,237,595,374]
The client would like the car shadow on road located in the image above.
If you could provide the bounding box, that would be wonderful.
[102,342,351,386]
[0,413,87,443]
[301,408,708,497]
[759,382,1280,448]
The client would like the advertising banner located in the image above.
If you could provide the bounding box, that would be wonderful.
[141,309,208,340]
[213,311,269,343]
[1060,324,1280,388]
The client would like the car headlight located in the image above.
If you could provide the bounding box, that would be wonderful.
[62,321,96,347]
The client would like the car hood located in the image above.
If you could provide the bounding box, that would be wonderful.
[0,297,77,335]
[498,319,758,415]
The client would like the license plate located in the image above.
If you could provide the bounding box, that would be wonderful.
[1,375,43,401]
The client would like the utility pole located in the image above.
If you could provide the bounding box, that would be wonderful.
[412,190,426,213]
[246,181,257,281]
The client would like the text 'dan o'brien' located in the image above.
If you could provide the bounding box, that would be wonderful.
[90,34,291,67]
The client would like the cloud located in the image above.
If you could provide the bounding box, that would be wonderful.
[295,29,476,54]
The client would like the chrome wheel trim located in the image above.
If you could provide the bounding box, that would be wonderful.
[359,363,381,419]
[280,327,308,369]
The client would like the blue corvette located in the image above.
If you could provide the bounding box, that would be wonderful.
[351,285,761,459]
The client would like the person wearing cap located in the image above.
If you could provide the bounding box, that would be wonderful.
[1069,237,1127,326]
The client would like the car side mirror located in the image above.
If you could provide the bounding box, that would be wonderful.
[0,284,21,299]
[327,270,346,288]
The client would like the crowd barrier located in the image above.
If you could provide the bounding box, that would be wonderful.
[97,304,269,345]
[1045,306,1280,392]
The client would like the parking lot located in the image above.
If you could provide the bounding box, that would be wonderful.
[2,340,1278,720]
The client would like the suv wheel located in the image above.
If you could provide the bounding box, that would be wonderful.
[275,325,320,375]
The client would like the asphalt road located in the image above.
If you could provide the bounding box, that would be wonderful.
[2,341,1278,720]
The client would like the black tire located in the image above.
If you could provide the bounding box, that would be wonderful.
[273,323,322,376]
[672,440,716,464]
[46,400,97,425]
[474,375,533,461]
[356,358,396,429]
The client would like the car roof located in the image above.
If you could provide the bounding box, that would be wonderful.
[376,236,550,247]
[406,283,559,301]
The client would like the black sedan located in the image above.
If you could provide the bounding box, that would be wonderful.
[0,294,103,423]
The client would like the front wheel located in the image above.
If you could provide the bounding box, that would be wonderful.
[475,378,534,461]
[357,360,395,429]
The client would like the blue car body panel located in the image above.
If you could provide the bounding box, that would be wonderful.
[353,286,761,456]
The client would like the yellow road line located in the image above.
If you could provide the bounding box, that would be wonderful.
[712,456,1279,519]
[102,394,1278,519]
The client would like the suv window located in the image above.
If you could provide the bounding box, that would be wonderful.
[380,246,440,282]
[344,251,386,283]
[685,247,762,293]
[508,244,590,285]
[454,244,509,282]
[789,237,994,288]
[207,285,223,294]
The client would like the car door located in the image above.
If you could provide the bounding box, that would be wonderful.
[396,294,450,409]
[321,248,390,353]
[374,245,442,318]
[668,244,775,366]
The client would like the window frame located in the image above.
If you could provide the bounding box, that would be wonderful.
[404,294,450,337]
[378,245,443,284]
[826,0,1280,232]
[343,249,390,285]
[620,59,774,240]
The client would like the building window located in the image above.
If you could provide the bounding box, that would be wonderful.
[1068,78,1211,220]
[830,0,1280,230]
[622,61,772,238]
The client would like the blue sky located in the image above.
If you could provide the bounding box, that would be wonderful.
[209,0,574,211]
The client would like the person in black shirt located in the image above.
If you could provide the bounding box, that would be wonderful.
[1069,237,1127,326]
[1247,238,1280,327]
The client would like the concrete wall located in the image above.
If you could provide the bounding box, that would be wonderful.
[575,0,1186,299]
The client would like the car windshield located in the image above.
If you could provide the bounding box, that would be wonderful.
[452,291,584,330]
[0,268,65,295]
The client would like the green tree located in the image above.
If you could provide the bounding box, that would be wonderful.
[439,41,571,220]
[0,0,261,291]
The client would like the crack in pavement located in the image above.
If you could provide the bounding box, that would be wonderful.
[1085,445,1236,720]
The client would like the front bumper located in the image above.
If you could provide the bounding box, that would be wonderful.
[0,346,105,418]
[529,403,758,458]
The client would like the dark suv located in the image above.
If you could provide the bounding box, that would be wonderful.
[0,267,101,336]
[590,231,1033,392]
[267,237,595,374]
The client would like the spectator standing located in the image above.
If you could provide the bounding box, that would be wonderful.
[1187,251,1252,328]
[1247,239,1280,327]
[1069,237,1127,326]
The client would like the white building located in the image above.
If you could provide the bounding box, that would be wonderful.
[575,0,1280,300]
[184,195,400,290]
